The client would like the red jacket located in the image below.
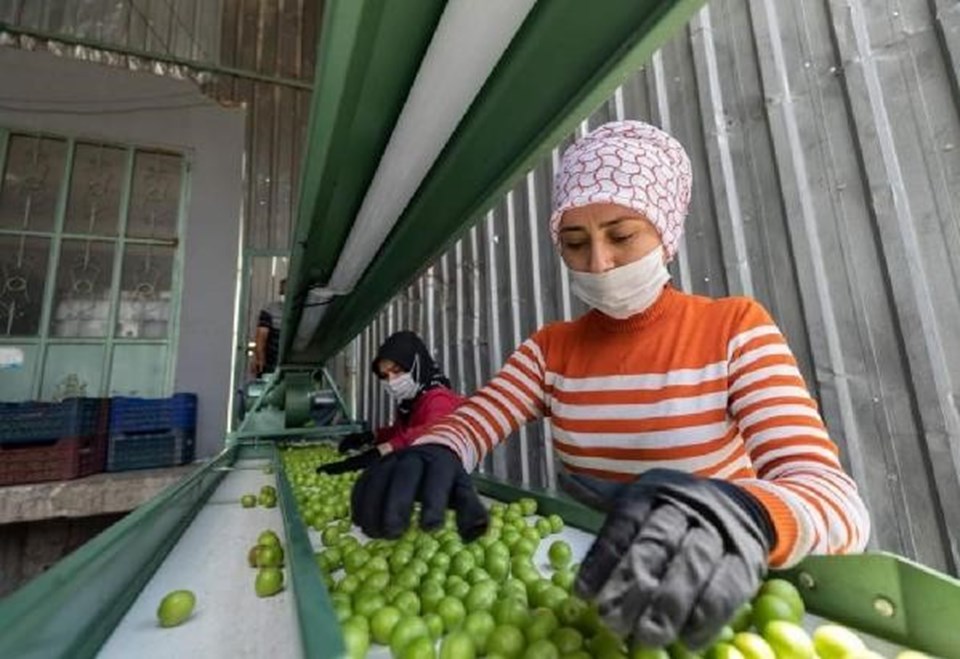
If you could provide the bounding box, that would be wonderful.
[375,387,465,451]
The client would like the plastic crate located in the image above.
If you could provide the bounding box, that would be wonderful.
[0,398,110,444]
[109,393,197,434]
[106,429,195,472]
[0,432,108,486]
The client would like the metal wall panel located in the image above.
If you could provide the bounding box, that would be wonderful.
[341,0,960,575]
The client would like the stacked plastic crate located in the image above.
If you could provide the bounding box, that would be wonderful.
[106,393,197,472]
[0,398,111,486]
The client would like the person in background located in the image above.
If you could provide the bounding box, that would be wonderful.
[350,121,871,650]
[250,278,285,378]
[317,330,464,474]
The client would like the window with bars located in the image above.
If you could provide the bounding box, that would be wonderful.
[0,130,188,401]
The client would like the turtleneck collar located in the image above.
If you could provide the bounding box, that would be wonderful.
[584,285,678,332]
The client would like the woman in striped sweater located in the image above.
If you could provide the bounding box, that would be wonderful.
[352,121,870,650]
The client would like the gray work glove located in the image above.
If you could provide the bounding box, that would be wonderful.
[575,469,775,650]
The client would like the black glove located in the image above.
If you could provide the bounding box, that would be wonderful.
[351,444,488,541]
[317,449,379,475]
[575,469,775,650]
[337,430,376,454]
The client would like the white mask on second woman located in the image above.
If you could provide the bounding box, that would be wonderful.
[568,247,670,319]
[382,354,422,401]
[383,373,419,401]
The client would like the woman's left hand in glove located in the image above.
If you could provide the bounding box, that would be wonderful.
[575,469,775,650]
[316,448,380,475]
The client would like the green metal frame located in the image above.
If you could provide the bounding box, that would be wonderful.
[0,131,190,399]
[274,443,346,659]
[284,0,709,363]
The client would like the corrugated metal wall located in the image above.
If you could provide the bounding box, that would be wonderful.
[334,0,960,576]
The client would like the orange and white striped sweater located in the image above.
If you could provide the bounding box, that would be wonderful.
[415,286,870,568]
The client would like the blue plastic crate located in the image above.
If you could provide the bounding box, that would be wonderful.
[0,398,110,444]
[109,393,197,434]
[106,429,195,472]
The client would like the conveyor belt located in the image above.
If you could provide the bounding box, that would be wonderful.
[0,441,946,659]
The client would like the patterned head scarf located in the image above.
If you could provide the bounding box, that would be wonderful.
[550,120,693,260]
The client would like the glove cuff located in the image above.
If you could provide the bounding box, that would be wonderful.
[737,484,801,567]
[712,480,776,549]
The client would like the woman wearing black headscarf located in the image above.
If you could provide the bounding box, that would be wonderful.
[317,331,464,474]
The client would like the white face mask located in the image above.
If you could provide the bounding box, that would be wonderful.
[569,247,670,319]
[383,373,419,401]
[381,354,421,401]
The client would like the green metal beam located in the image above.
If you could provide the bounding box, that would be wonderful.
[281,0,446,361]
[0,22,313,90]
[287,0,707,363]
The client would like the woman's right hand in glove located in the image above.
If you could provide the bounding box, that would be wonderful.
[337,430,376,454]
[575,469,774,650]
[351,444,488,542]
